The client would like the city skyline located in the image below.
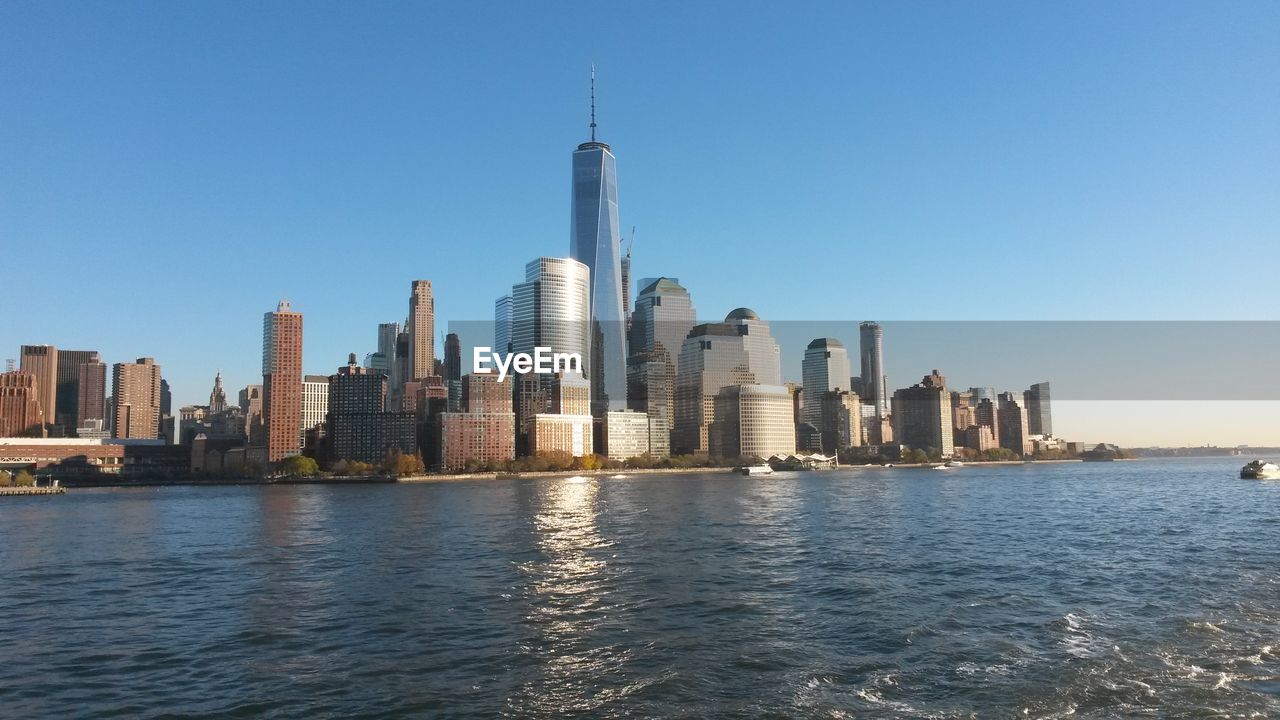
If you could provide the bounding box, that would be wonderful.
[3,2,1278,446]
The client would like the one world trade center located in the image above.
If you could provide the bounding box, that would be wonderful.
[570,68,627,414]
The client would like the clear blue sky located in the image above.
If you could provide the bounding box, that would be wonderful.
[3,2,1278,443]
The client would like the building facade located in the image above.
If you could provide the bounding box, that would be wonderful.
[511,256,591,377]
[891,371,954,457]
[801,338,852,427]
[76,361,108,430]
[19,345,57,432]
[263,300,304,461]
[408,280,435,381]
[1024,381,1052,437]
[54,349,100,434]
[569,84,627,413]
[301,375,330,447]
[0,372,43,437]
[710,384,796,460]
[112,358,162,440]
[859,322,888,427]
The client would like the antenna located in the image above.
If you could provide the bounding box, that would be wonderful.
[590,64,597,142]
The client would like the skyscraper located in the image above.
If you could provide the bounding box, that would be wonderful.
[77,361,107,429]
[408,280,435,381]
[674,321,758,455]
[443,332,462,413]
[891,370,954,458]
[494,295,513,354]
[801,338,852,426]
[263,300,303,461]
[301,375,330,446]
[511,257,591,367]
[0,371,42,437]
[570,68,627,414]
[19,345,57,432]
[859,322,887,419]
[54,349,100,433]
[628,278,697,442]
[725,308,782,385]
[710,384,796,460]
[368,321,399,375]
[1024,381,1053,436]
[112,357,162,439]
[328,354,416,465]
[209,370,228,414]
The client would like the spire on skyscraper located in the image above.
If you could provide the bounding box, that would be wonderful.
[590,64,597,142]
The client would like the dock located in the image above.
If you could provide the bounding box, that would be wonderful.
[0,486,67,496]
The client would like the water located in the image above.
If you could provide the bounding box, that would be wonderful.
[1,458,1278,718]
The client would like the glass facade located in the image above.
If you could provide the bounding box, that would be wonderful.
[801,338,852,426]
[570,141,627,413]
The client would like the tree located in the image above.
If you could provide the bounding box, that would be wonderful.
[903,448,930,464]
[0,470,11,487]
[14,469,37,487]
[280,455,319,477]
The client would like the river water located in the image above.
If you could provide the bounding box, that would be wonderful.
[1,457,1277,718]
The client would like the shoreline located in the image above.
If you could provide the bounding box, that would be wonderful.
[47,458,1106,488]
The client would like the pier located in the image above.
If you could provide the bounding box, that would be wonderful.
[0,486,66,497]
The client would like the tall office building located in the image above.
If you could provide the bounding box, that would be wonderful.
[1024,382,1052,436]
[673,321,755,455]
[19,345,57,432]
[569,69,627,414]
[53,349,99,433]
[112,357,162,439]
[494,295,514,354]
[818,390,863,454]
[891,370,954,458]
[408,281,435,381]
[529,372,594,457]
[263,300,303,461]
[367,322,399,375]
[998,392,1032,456]
[77,361,107,429]
[725,308,782,386]
[444,332,462,412]
[710,384,796,460]
[801,338,852,426]
[628,278,696,440]
[511,257,591,371]
[0,371,43,437]
[859,323,887,420]
[301,375,330,446]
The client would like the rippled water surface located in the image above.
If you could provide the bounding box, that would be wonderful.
[2,458,1279,718]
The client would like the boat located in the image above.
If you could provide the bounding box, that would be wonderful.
[945,461,965,468]
[740,465,774,476]
[1240,460,1280,480]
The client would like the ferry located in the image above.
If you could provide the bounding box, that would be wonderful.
[740,465,774,476]
[1240,460,1280,480]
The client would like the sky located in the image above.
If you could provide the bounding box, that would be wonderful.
[2,2,1278,445]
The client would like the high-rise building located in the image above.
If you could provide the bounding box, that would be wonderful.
[301,375,330,446]
[1024,382,1053,436]
[975,397,1000,448]
[859,322,887,420]
[0,372,43,437]
[76,361,107,429]
[160,378,172,418]
[998,392,1032,456]
[494,295,514,354]
[818,390,863,454]
[209,370,228,414]
[54,349,100,433]
[19,345,57,432]
[112,358,162,439]
[408,280,435,381]
[725,308,782,386]
[368,322,399,375]
[801,338,852,426]
[891,370,954,457]
[327,354,415,464]
[240,384,265,445]
[511,257,591,373]
[601,409,655,461]
[444,332,462,412]
[672,309,782,454]
[710,384,796,460]
[628,278,695,436]
[263,300,304,462]
[569,69,627,414]
[529,372,594,458]
[439,373,516,472]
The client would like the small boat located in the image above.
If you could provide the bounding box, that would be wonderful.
[945,461,965,468]
[740,465,774,476]
[1240,460,1280,480]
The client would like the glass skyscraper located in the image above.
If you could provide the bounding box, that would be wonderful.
[570,85,627,414]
